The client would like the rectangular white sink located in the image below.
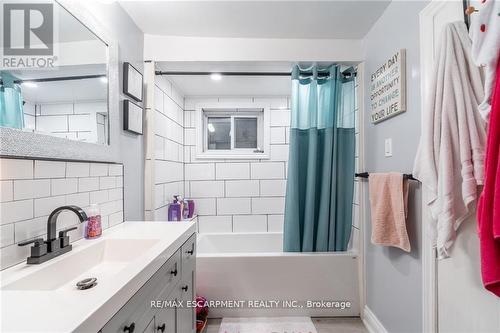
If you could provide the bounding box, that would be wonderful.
[3,238,159,291]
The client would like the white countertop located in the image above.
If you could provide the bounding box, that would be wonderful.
[0,221,196,333]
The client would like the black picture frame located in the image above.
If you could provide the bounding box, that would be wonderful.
[123,99,143,135]
[123,62,143,102]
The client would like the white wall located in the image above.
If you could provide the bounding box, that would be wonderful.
[0,158,124,270]
[144,35,363,63]
[78,2,145,220]
[184,96,290,233]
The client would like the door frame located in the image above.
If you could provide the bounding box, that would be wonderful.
[419,1,466,332]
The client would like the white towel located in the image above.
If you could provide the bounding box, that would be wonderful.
[413,22,486,259]
[469,0,500,120]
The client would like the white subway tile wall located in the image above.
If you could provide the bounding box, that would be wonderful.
[184,96,290,234]
[150,76,185,219]
[25,101,107,143]
[0,159,124,270]
[151,79,360,250]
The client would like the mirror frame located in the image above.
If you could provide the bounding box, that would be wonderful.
[0,0,120,163]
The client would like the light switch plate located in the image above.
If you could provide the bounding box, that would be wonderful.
[385,138,393,157]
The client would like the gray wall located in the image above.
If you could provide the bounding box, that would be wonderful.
[82,3,145,220]
[362,1,428,332]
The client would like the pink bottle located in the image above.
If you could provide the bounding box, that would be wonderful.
[85,204,102,239]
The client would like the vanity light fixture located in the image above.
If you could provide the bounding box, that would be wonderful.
[210,73,222,81]
[21,81,37,88]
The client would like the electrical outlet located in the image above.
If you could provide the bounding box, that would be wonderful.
[385,138,393,157]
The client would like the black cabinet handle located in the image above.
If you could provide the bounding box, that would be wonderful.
[182,285,189,292]
[157,323,166,333]
[185,249,194,255]
[170,268,178,276]
[123,322,135,333]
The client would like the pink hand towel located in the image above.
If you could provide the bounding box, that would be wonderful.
[369,173,411,252]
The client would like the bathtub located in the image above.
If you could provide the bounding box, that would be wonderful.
[196,232,360,318]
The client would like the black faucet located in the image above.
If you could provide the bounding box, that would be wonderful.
[18,205,88,264]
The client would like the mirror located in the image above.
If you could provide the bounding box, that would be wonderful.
[0,1,109,145]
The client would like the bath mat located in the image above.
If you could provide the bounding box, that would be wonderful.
[218,317,317,333]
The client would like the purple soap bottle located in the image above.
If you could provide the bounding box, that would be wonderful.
[168,196,182,221]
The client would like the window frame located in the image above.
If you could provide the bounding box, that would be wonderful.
[196,103,270,160]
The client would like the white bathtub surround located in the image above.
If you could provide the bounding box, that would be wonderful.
[1,221,196,332]
[196,232,359,317]
[148,75,185,221]
[24,101,108,143]
[218,317,318,333]
[184,97,290,234]
[0,158,124,270]
[146,82,359,248]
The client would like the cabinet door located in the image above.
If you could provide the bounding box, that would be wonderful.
[178,234,196,333]
[181,234,196,279]
[155,306,176,333]
[176,273,195,333]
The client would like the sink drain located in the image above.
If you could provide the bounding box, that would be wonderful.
[76,277,97,290]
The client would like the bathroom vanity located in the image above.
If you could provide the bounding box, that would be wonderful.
[100,231,196,333]
[0,222,196,333]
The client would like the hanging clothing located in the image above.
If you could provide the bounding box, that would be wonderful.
[0,72,24,129]
[469,0,500,120]
[369,173,410,252]
[477,55,500,297]
[283,65,355,252]
[413,22,486,259]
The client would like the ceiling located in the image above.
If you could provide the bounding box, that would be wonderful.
[120,1,391,39]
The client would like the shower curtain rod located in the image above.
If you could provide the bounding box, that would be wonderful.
[155,70,356,78]
[0,74,106,86]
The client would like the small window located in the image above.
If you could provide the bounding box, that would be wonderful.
[196,105,270,159]
[207,117,231,150]
[234,117,258,148]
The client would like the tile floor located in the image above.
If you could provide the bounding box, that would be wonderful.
[205,317,368,333]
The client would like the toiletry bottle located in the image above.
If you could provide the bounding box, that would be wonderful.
[188,199,195,218]
[85,204,102,239]
[183,199,190,219]
[178,195,185,219]
[168,196,182,221]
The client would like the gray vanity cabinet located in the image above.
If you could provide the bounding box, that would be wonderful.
[100,233,196,333]
[143,318,155,333]
[154,304,176,333]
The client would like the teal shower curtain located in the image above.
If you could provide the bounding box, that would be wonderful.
[284,65,356,252]
[0,72,24,129]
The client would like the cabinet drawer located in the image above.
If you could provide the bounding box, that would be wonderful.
[101,250,181,333]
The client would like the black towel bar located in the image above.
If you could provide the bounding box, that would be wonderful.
[355,172,419,181]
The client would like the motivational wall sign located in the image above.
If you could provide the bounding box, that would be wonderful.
[370,49,406,123]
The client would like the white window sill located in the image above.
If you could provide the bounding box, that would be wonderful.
[195,152,270,160]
